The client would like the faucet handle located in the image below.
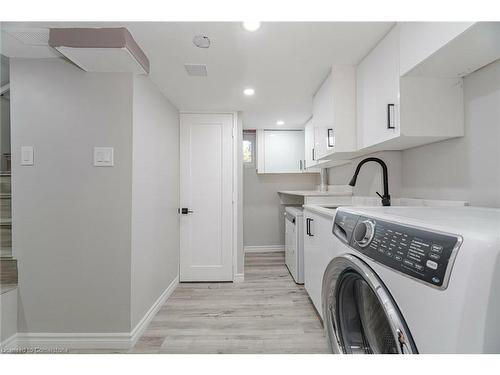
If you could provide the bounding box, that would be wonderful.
[377,191,391,206]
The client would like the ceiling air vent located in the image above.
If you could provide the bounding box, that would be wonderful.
[184,64,208,77]
[4,28,50,45]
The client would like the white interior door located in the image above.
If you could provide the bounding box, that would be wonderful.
[180,113,234,281]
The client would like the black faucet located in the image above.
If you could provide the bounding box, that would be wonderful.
[349,157,391,206]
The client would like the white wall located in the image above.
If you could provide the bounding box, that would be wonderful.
[0,288,17,342]
[11,58,134,333]
[130,76,179,328]
[401,60,500,207]
[243,132,319,247]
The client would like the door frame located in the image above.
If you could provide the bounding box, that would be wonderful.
[178,111,241,282]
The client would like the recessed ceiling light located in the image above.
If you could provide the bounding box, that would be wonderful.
[243,88,255,96]
[276,120,285,126]
[242,22,261,32]
[193,35,210,48]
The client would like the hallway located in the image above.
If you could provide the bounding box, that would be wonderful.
[130,252,330,354]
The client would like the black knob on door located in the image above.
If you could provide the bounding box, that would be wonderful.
[179,208,194,214]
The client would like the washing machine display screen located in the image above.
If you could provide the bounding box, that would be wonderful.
[335,214,461,289]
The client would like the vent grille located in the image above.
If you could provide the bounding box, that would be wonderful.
[4,28,50,46]
[184,64,208,77]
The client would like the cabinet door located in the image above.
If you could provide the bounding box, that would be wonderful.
[356,25,400,149]
[313,125,334,160]
[312,70,335,160]
[303,211,335,317]
[263,130,305,173]
[304,119,317,168]
[303,212,320,312]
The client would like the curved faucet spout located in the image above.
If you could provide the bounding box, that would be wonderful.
[349,157,391,206]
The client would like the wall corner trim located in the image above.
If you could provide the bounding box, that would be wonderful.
[6,277,179,351]
[243,245,285,253]
[129,276,179,347]
[233,273,245,283]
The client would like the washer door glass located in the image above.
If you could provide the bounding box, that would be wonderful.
[337,271,398,354]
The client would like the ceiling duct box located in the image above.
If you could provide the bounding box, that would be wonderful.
[49,27,150,74]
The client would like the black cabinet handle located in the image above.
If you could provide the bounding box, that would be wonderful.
[312,148,315,161]
[327,128,334,148]
[306,218,314,236]
[178,208,194,214]
[387,104,395,129]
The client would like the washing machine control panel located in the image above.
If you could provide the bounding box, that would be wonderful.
[333,212,461,289]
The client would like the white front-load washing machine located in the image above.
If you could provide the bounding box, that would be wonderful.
[322,206,500,354]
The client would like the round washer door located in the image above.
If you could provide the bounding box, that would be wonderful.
[322,254,417,354]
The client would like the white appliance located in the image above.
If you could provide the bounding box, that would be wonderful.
[322,206,500,354]
[284,207,304,284]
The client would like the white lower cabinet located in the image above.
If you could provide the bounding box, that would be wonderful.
[303,209,335,319]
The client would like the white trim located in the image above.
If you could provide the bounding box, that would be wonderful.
[129,276,179,346]
[244,245,285,253]
[233,273,244,283]
[7,277,179,351]
[232,112,240,283]
[14,332,131,350]
[0,333,18,351]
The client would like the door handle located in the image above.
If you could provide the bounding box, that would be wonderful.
[299,160,303,171]
[387,104,395,129]
[306,218,314,236]
[312,148,315,161]
[327,128,334,148]
[179,208,194,214]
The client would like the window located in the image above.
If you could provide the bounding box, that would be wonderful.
[243,139,253,164]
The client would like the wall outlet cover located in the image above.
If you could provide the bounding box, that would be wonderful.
[21,146,34,166]
[93,147,114,167]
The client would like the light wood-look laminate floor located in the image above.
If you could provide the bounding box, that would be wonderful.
[129,252,330,354]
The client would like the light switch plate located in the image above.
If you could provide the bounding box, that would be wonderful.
[21,146,34,166]
[93,147,114,167]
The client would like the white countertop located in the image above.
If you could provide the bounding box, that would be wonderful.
[302,204,341,217]
[278,185,353,197]
[279,190,348,197]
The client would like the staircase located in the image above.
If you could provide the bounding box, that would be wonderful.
[0,156,17,289]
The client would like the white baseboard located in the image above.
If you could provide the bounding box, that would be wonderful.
[0,333,18,351]
[233,273,244,283]
[244,245,285,253]
[6,276,179,351]
[130,276,178,346]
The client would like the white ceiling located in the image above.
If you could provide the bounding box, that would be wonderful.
[1,22,394,128]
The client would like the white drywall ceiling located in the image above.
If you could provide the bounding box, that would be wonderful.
[1,22,394,128]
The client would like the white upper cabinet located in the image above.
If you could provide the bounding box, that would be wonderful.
[304,118,317,169]
[356,26,400,149]
[400,22,500,78]
[257,129,308,174]
[312,65,356,159]
[356,24,464,153]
